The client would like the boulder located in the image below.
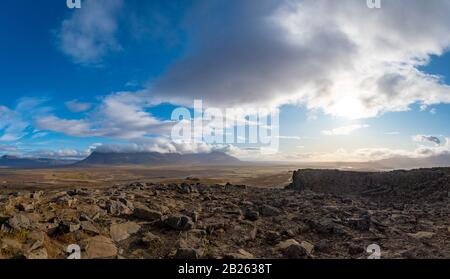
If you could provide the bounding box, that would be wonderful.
[163,215,194,231]
[177,183,192,194]
[80,221,100,235]
[260,205,281,217]
[307,218,346,235]
[48,221,80,236]
[1,239,23,251]
[224,249,255,259]
[348,244,365,255]
[110,222,141,242]
[347,216,371,231]
[265,231,281,243]
[314,239,331,252]
[276,239,313,259]
[133,205,162,221]
[118,198,134,211]
[276,239,300,251]
[77,204,105,221]
[6,214,31,231]
[141,232,163,247]
[277,239,308,259]
[174,248,199,259]
[84,236,118,259]
[32,191,44,200]
[25,247,48,259]
[15,203,34,212]
[299,241,314,255]
[106,200,132,216]
[67,189,89,197]
[70,223,81,232]
[244,209,259,221]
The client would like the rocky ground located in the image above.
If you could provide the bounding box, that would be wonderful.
[0,168,449,259]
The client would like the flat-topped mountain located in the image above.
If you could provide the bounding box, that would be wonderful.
[75,151,242,166]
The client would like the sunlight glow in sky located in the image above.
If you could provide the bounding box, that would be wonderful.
[1,0,450,163]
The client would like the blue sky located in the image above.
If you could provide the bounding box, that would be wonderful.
[1,0,450,162]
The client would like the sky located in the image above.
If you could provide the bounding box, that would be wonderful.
[1,0,450,163]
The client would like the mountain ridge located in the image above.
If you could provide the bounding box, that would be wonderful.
[74,151,242,166]
[0,155,76,169]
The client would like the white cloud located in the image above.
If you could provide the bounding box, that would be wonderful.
[277,136,302,140]
[0,145,17,152]
[26,0,450,162]
[65,100,92,112]
[92,138,236,155]
[57,0,123,65]
[33,149,89,160]
[0,98,49,142]
[322,124,369,136]
[31,132,49,139]
[0,106,27,141]
[35,116,93,137]
[136,0,450,119]
[272,137,450,163]
[36,93,174,139]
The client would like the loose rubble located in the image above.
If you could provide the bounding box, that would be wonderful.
[0,168,449,259]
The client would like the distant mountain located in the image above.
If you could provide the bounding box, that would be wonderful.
[75,151,242,166]
[374,153,450,170]
[0,155,76,169]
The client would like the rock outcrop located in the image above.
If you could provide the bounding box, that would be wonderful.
[288,168,449,203]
